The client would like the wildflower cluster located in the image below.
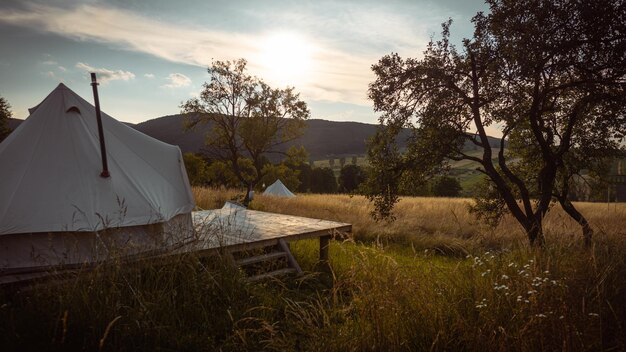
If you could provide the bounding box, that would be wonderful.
[475,298,488,309]
[467,252,571,321]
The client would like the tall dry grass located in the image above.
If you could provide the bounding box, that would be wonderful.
[194,187,626,252]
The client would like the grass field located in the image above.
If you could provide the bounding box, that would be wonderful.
[1,188,625,351]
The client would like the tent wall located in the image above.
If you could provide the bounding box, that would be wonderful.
[0,213,194,275]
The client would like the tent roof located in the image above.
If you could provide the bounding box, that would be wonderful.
[263,179,296,198]
[0,83,195,235]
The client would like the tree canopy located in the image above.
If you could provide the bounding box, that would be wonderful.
[339,164,366,193]
[367,0,626,246]
[0,96,12,143]
[182,59,310,204]
[431,176,462,197]
[183,153,209,186]
[310,167,338,194]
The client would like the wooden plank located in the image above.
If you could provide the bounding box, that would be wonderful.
[236,251,286,266]
[247,268,296,283]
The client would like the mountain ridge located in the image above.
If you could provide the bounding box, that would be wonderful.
[7,115,502,160]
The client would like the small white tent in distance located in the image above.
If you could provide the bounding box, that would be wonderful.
[0,83,195,278]
[263,179,296,198]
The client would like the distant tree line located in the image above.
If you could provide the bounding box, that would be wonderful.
[185,151,463,197]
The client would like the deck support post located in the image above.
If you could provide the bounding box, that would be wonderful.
[319,235,331,262]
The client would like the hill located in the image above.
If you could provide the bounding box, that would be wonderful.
[133,114,502,160]
[7,115,502,161]
[131,115,408,159]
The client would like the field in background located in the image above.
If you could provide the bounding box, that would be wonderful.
[311,149,502,195]
[194,187,626,252]
[2,188,625,351]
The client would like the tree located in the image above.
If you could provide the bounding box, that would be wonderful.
[182,59,310,205]
[259,146,308,192]
[0,96,12,143]
[431,176,462,197]
[295,162,312,192]
[367,0,626,246]
[339,164,366,193]
[260,164,300,191]
[183,153,209,186]
[310,167,338,193]
[206,160,240,188]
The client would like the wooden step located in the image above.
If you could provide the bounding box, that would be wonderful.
[247,268,297,283]
[235,251,287,266]
[278,239,303,275]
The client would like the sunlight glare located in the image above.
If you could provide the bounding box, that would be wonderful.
[258,32,314,87]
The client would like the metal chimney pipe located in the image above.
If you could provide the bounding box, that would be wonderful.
[90,73,110,178]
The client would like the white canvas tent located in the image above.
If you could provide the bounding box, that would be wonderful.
[263,180,296,198]
[0,83,195,277]
[222,201,246,210]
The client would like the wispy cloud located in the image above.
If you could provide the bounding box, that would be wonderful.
[75,62,135,83]
[162,73,191,88]
[144,73,155,79]
[41,60,57,65]
[0,2,437,106]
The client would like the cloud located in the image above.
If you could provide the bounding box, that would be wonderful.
[162,73,191,88]
[58,66,67,72]
[41,60,57,65]
[144,73,155,78]
[43,71,55,78]
[75,62,135,83]
[0,4,255,67]
[0,2,443,106]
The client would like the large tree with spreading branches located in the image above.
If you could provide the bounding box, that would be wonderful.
[367,0,626,246]
[182,59,310,205]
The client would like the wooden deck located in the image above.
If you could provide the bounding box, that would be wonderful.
[176,209,352,258]
[0,209,352,285]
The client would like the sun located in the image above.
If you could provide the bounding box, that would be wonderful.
[257,32,314,87]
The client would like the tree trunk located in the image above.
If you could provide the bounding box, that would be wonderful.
[559,198,593,247]
[527,221,545,247]
[242,183,253,207]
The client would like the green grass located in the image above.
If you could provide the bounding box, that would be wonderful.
[2,190,625,351]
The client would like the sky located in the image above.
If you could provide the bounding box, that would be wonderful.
[0,0,488,125]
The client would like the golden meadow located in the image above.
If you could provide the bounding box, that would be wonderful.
[1,187,625,351]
